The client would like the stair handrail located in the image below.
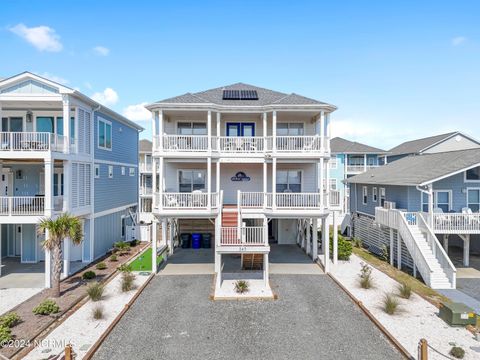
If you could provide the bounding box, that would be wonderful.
[418,212,456,288]
[397,211,434,287]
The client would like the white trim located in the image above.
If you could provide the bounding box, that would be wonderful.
[129,167,135,176]
[93,203,137,219]
[108,165,113,178]
[177,169,207,192]
[466,187,480,211]
[372,187,378,202]
[420,189,452,212]
[94,159,138,167]
[97,117,112,151]
[464,165,480,183]
[175,120,208,135]
[362,186,368,205]
[121,166,126,176]
[329,156,338,169]
[379,187,386,205]
[276,169,303,192]
[329,178,337,191]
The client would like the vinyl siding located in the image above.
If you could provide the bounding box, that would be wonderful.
[423,135,480,154]
[350,183,410,215]
[20,224,36,262]
[93,209,129,259]
[83,218,91,262]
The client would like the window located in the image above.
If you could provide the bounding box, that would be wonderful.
[276,170,301,193]
[94,165,100,178]
[121,166,126,176]
[108,165,113,178]
[98,118,112,150]
[276,123,304,136]
[372,187,378,202]
[36,117,54,133]
[467,189,480,212]
[422,190,451,212]
[178,170,206,192]
[379,188,386,207]
[129,168,135,176]
[177,122,207,135]
[121,216,126,239]
[329,178,337,190]
[362,186,368,205]
[329,157,338,169]
[466,166,480,181]
[56,117,75,138]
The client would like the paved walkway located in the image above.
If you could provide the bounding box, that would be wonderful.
[93,271,401,360]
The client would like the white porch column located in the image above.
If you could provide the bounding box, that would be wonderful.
[62,95,70,154]
[263,112,267,151]
[427,184,434,227]
[397,234,402,270]
[319,158,325,209]
[152,111,158,150]
[216,253,222,289]
[323,216,330,272]
[263,161,267,209]
[389,229,394,266]
[216,112,221,150]
[162,218,170,255]
[272,111,277,152]
[325,157,330,208]
[44,159,54,287]
[158,157,164,210]
[152,219,158,273]
[216,161,220,194]
[320,111,325,152]
[320,219,325,254]
[363,154,367,172]
[272,157,277,209]
[152,157,157,209]
[264,253,269,287]
[306,219,311,256]
[207,110,212,152]
[215,215,221,273]
[158,110,164,151]
[463,235,470,267]
[63,237,70,278]
[63,160,71,212]
[333,212,338,264]
[312,218,318,260]
[207,157,212,209]
[44,233,51,288]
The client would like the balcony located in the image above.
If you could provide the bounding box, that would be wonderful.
[0,132,75,154]
[156,192,219,210]
[346,164,379,174]
[220,226,266,246]
[218,136,265,153]
[240,192,325,211]
[0,196,63,217]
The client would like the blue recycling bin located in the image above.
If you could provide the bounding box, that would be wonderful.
[191,233,202,249]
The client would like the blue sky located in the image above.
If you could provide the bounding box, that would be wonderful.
[1,0,479,149]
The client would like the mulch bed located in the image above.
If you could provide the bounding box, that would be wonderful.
[0,241,149,359]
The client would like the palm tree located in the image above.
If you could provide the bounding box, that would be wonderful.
[38,213,83,297]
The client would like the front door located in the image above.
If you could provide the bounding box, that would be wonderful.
[226,123,255,137]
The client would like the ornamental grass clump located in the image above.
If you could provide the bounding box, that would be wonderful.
[86,282,104,301]
[119,265,136,292]
[358,262,373,289]
[383,293,400,315]
[397,283,412,299]
[92,305,104,320]
[234,280,249,294]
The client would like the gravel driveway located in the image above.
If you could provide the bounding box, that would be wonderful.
[93,274,403,360]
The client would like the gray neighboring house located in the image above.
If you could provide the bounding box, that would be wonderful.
[347,147,480,289]
[387,131,480,163]
[138,139,153,224]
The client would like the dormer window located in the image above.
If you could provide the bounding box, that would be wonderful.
[222,90,258,100]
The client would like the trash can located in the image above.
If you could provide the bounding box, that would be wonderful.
[202,233,211,248]
[191,233,202,249]
[180,233,191,249]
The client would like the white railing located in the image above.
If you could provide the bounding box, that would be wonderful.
[240,192,323,210]
[160,192,218,209]
[162,135,209,152]
[140,163,153,172]
[329,190,341,208]
[240,192,267,208]
[433,213,480,234]
[218,136,264,153]
[0,132,71,153]
[0,196,45,215]
[140,187,153,195]
[375,207,400,229]
[220,226,265,246]
[418,213,456,288]
[346,164,379,173]
[274,136,321,152]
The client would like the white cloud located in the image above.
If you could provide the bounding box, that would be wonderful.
[93,46,110,56]
[91,88,119,106]
[451,36,466,46]
[123,102,151,122]
[9,23,62,52]
[38,72,68,84]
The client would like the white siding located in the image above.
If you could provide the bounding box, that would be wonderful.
[423,134,480,154]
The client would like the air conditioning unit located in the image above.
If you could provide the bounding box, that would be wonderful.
[384,201,396,210]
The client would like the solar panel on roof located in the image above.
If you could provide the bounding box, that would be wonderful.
[222,89,258,100]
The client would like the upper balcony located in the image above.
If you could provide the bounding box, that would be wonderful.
[0,195,64,222]
[0,132,76,156]
[346,164,379,174]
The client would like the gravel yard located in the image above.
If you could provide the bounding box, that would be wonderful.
[93,274,402,360]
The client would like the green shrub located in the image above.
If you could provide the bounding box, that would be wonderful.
[96,262,107,270]
[0,325,12,346]
[82,271,96,280]
[110,254,118,262]
[129,239,140,247]
[450,346,465,359]
[358,262,373,289]
[121,271,136,292]
[397,283,412,299]
[329,233,352,261]
[114,241,131,254]
[92,305,104,320]
[86,282,104,301]
[33,299,60,315]
[352,237,362,248]
[383,293,399,315]
[0,312,21,328]
[118,263,132,273]
[234,280,249,294]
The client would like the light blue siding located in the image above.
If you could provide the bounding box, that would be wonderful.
[350,183,410,215]
[83,219,91,262]
[93,209,130,259]
[21,224,36,262]
[10,164,43,196]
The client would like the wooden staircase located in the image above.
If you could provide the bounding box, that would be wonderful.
[222,206,239,227]
[242,254,264,270]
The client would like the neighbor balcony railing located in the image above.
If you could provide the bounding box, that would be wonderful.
[346,164,379,173]
[0,132,75,153]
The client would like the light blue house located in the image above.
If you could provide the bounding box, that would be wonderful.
[0,72,143,288]
[347,148,480,289]
[329,137,386,214]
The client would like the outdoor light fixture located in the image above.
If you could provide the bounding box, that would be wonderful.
[26,110,33,123]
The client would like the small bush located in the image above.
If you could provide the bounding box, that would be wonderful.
[450,346,465,359]
[86,282,104,301]
[358,262,373,289]
[0,325,12,346]
[398,283,412,299]
[33,299,60,315]
[110,254,118,262]
[383,293,399,315]
[0,312,21,328]
[114,241,131,254]
[329,233,353,261]
[96,262,107,270]
[129,239,140,247]
[234,280,249,294]
[82,270,96,280]
[92,305,104,320]
[121,272,136,292]
[118,264,133,273]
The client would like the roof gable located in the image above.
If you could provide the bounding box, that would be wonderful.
[1,79,59,95]
[330,137,386,154]
[388,132,458,156]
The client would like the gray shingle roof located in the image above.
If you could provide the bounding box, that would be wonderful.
[330,137,386,154]
[139,139,152,152]
[153,83,332,107]
[346,148,480,186]
[388,132,458,156]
